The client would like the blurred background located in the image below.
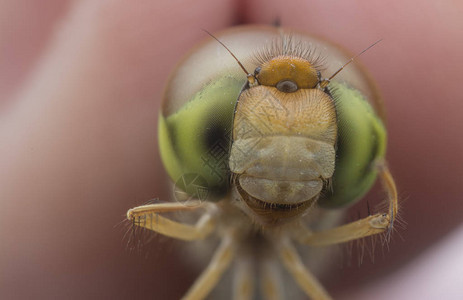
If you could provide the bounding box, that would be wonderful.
[1,0,462,299]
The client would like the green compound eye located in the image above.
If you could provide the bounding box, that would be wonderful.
[159,75,243,198]
[318,81,387,208]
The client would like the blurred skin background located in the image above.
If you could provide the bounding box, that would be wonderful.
[1,0,462,299]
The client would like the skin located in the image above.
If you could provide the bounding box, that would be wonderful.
[0,0,462,299]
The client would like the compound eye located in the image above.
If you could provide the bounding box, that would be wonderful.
[276,80,298,93]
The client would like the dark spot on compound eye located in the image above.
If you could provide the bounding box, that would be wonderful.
[204,124,227,150]
[276,80,298,93]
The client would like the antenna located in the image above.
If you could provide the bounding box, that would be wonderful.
[328,39,382,81]
[203,29,257,85]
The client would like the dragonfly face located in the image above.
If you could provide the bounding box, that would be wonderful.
[160,25,386,215]
[230,84,338,224]
[129,25,398,299]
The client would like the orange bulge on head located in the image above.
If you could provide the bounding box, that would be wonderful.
[256,55,319,90]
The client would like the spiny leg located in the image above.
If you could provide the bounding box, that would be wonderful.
[379,164,398,234]
[276,238,332,300]
[232,255,254,300]
[259,254,284,300]
[297,164,398,246]
[182,232,237,300]
[297,214,388,246]
[127,202,215,241]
